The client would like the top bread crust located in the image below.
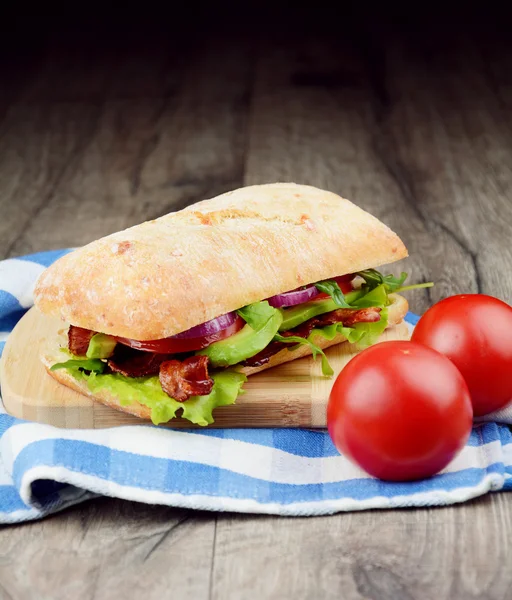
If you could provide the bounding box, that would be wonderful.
[33,183,408,340]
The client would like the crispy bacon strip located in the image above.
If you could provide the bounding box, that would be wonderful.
[68,326,95,356]
[159,356,214,402]
[108,346,173,378]
[290,307,381,339]
[336,307,381,326]
[240,341,285,368]
[242,307,382,368]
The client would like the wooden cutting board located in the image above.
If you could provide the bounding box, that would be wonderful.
[0,308,411,429]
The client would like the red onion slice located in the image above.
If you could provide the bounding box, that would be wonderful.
[267,285,320,308]
[173,311,238,339]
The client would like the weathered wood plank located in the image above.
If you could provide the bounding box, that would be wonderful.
[212,495,512,600]
[0,500,215,600]
[0,31,255,600]
[380,30,512,304]
[1,26,512,600]
[1,34,253,257]
[0,39,118,260]
[210,31,512,600]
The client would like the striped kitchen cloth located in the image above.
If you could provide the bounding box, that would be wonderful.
[0,250,511,524]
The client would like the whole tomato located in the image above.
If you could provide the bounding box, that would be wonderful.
[327,341,473,481]
[411,294,512,416]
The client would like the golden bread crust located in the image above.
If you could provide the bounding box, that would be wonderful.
[34,183,407,340]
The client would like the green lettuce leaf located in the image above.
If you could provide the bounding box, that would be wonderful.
[179,371,247,425]
[82,369,247,426]
[311,306,389,349]
[273,333,334,377]
[50,358,106,374]
[237,301,277,329]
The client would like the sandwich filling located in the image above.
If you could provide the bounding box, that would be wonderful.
[51,269,431,426]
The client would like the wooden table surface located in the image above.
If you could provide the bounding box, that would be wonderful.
[1,11,512,599]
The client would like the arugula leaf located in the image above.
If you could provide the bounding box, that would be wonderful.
[356,269,408,293]
[50,358,106,374]
[315,280,353,308]
[356,269,434,296]
[273,305,390,378]
[237,301,277,329]
[274,333,334,377]
[393,282,435,293]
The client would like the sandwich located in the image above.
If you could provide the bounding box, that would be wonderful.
[34,183,428,426]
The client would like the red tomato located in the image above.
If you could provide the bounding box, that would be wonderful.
[116,316,245,353]
[327,341,473,481]
[411,294,512,417]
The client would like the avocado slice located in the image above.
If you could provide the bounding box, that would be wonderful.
[278,289,360,331]
[279,298,338,331]
[198,308,283,367]
[277,286,388,331]
[86,333,117,359]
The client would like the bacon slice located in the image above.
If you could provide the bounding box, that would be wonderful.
[240,340,285,368]
[108,345,172,378]
[159,356,214,402]
[290,307,381,339]
[242,307,382,368]
[68,326,95,356]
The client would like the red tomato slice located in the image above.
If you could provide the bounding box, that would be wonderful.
[411,294,512,416]
[334,274,355,284]
[327,340,473,481]
[116,315,245,353]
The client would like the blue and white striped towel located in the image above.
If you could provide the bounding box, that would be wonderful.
[0,250,511,524]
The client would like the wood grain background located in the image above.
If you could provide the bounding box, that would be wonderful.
[1,6,512,599]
